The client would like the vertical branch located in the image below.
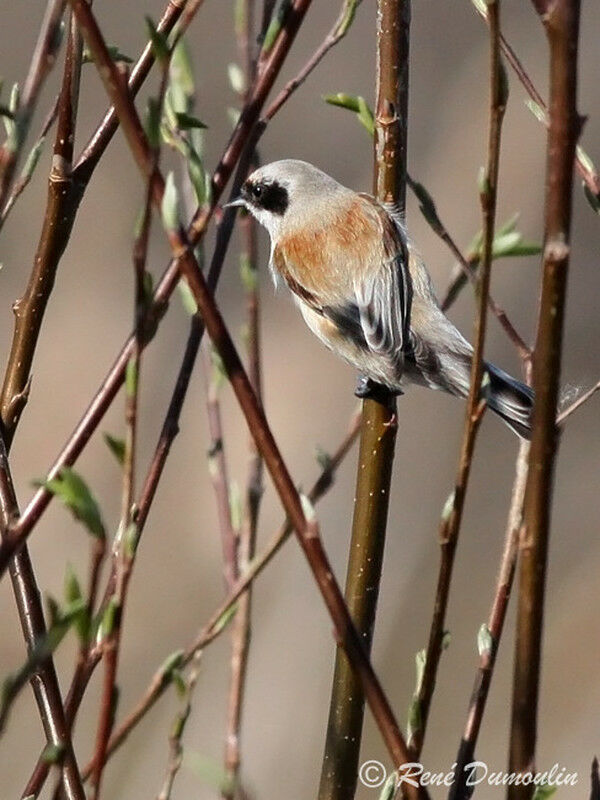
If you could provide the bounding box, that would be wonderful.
[449,440,530,800]
[223,4,263,794]
[409,0,505,757]
[0,0,65,209]
[318,3,408,798]
[1,9,84,445]
[508,2,582,796]
[0,432,85,800]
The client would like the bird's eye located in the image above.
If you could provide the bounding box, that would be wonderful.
[251,183,264,199]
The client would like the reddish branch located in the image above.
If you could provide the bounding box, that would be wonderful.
[508,2,582,797]
[409,0,505,757]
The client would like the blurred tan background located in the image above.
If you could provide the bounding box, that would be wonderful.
[1,1,599,797]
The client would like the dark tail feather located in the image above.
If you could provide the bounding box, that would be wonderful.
[484,362,534,439]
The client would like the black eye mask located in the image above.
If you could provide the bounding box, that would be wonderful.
[243,180,289,215]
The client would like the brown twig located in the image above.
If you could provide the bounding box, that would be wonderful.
[0,96,60,229]
[265,0,361,121]
[0,431,85,800]
[0,0,65,209]
[427,197,530,360]
[409,0,505,757]
[202,342,237,589]
[89,102,159,800]
[83,412,361,778]
[1,9,84,446]
[222,6,263,793]
[448,440,530,800]
[556,378,600,424]
[473,0,599,201]
[318,2,406,797]
[508,3,582,797]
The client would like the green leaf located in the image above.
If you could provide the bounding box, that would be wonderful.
[410,180,442,231]
[20,136,45,181]
[125,357,138,398]
[0,105,14,121]
[378,772,398,800]
[144,97,162,150]
[124,521,140,559]
[414,648,426,695]
[100,597,120,639]
[229,482,242,533]
[496,211,520,236]
[356,95,375,135]
[169,39,195,106]
[145,16,170,64]
[314,445,332,472]
[324,93,374,136]
[525,98,547,125]
[161,171,180,231]
[470,0,488,16]
[159,649,185,684]
[477,623,493,657]
[324,92,361,113]
[336,0,359,37]
[83,45,133,65]
[406,695,422,743]
[584,183,600,215]
[64,564,83,605]
[228,63,246,96]
[178,278,198,316]
[38,468,105,539]
[41,743,66,764]
[532,785,557,800]
[441,490,456,523]
[239,252,257,292]
[212,602,238,635]
[104,432,126,466]
[261,0,292,55]
[175,111,208,131]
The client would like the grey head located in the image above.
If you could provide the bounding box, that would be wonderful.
[232,159,352,238]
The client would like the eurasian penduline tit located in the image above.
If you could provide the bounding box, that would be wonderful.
[228,159,533,438]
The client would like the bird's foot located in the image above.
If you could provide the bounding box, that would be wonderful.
[354,375,403,402]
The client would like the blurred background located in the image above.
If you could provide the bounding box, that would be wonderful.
[1,1,599,797]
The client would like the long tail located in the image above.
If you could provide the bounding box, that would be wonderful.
[483,362,534,439]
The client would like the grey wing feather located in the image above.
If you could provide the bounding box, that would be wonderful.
[353,209,412,364]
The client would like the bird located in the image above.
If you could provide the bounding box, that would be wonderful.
[228,159,533,439]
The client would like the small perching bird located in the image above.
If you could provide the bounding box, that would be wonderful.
[228,159,533,438]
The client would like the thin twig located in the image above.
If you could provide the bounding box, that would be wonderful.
[265,0,361,121]
[409,0,505,757]
[202,342,237,589]
[222,5,263,793]
[448,440,530,800]
[508,3,582,797]
[556,378,600,424]
[0,96,60,229]
[473,0,599,201]
[1,9,84,445]
[0,431,85,800]
[0,0,65,208]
